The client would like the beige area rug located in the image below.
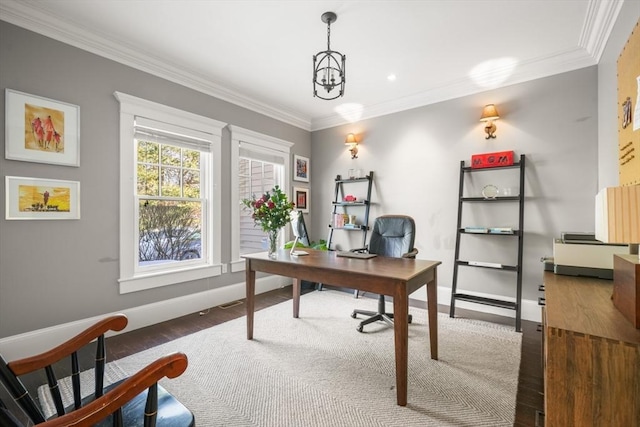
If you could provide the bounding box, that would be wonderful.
[40,290,522,426]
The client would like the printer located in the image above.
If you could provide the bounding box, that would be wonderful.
[552,232,630,279]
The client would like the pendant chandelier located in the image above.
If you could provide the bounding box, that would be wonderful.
[313,12,346,100]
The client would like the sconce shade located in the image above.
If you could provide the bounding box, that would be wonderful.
[480,104,500,122]
[345,133,357,144]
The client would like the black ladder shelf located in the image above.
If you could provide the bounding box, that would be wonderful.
[449,155,525,331]
[327,171,374,251]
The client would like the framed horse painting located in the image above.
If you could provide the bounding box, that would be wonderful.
[5,89,80,167]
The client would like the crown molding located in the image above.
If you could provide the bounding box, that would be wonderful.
[311,45,598,131]
[312,1,622,131]
[579,0,624,61]
[0,0,312,131]
[1,0,622,133]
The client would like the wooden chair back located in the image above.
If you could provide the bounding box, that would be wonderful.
[0,314,194,426]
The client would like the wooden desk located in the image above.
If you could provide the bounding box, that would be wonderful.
[244,249,441,406]
[543,272,640,426]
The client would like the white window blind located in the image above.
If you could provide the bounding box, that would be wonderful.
[239,141,286,164]
[134,116,213,152]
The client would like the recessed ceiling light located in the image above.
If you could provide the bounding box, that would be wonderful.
[387,74,397,81]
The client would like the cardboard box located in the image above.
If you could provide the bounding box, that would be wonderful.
[613,254,640,328]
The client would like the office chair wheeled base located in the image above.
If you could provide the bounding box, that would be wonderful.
[351,294,413,333]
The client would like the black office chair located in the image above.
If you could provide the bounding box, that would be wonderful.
[350,215,418,332]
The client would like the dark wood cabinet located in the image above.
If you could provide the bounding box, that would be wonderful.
[542,272,640,426]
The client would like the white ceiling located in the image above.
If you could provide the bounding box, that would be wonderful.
[0,0,623,131]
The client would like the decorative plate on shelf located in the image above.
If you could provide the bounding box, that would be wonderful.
[482,184,499,199]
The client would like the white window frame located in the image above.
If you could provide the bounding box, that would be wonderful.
[229,125,293,272]
[115,92,226,293]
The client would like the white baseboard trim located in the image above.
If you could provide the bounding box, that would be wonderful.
[436,286,541,324]
[0,280,540,361]
[0,275,289,361]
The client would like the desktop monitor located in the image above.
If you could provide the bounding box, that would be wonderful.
[291,210,310,246]
[290,210,310,256]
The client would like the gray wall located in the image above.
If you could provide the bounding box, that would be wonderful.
[1,6,637,337]
[0,22,311,337]
[309,67,599,305]
[308,6,640,307]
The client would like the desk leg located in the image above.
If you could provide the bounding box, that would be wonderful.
[427,270,438,360]
[393,287,409,407]
[246,260,255,340]
[292,278,301,318]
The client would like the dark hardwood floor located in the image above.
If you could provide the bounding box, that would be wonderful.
[11,286,543,426]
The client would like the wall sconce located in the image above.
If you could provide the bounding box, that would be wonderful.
[480,104,500,139]
[345,133,358,159]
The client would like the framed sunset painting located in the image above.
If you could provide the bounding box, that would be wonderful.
[5,176,80,220]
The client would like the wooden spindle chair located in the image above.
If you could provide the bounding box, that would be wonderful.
[0,314,194,426]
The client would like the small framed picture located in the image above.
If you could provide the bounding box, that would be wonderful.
[293,187,309,213]
[5,89,80,167]
[293,154,310,182]
[5,176,80,220]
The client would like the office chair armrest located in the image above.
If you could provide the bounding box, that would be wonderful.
[402,248,419,258]
[36,352,189,427]
[8,315,128,376]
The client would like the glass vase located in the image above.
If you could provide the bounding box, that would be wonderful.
[267,229,279,259]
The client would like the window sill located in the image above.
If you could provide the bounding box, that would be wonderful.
[119,264,222,294]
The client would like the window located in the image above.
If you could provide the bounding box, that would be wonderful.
[229,126,293,272]
[115,92,226,293]
[136,123,204,265]
[239,158,277,254]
